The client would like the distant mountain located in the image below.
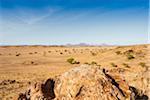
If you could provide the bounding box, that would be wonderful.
[65,43,116,47]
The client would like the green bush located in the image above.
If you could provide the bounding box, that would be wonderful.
[67,58,80,64]
[127,54,135,60]
[67,58,75,64]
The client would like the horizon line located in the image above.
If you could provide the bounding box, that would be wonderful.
[0,43,149,47]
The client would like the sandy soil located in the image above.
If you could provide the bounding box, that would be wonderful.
[0,44,149,99]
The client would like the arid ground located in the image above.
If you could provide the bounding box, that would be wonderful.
[0,44,149,99]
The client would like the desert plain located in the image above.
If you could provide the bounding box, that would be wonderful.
[0,44,149,99]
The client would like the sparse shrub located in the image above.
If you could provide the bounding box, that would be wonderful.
[127,54,135,60]
[116,46,122,49]
[73,61,80,64]
[66,58,80,64]
[128,49,134,53]
[124,49,134,55]
[122,63,130,68]
[31,61,34,64]
[64,50,67,52]
[60,52,63,55]
[97,64,101,67]
[84,62,100,66]
[91,61,97,65]
[139,62,146,68]
[84,62,90,65]
[48,51,51,53]
[34,52,37,54]
[29,52,33,55]
[91,52,97,56]
[123,49,135,60]
[67,58,75,64]
[30,61,38,65]
[133,79,137,81]
[110,62,117,67]
[16,53,21,56]
[115,51,121,55]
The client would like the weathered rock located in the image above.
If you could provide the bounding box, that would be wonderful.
[18,65,134,100]
[54,65,132,100]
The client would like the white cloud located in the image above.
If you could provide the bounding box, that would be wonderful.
[14,7,61,25]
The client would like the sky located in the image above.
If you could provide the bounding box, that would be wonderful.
[0,0,149,45]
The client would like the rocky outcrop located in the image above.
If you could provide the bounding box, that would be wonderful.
[18,65,137,100]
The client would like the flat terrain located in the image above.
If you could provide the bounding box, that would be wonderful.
[0,44,149,99]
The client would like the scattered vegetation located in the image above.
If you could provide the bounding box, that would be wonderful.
[139,62,146,68]
[127,54,135,60]
[29,52,33,55]
[0,45,149,99]
[30,61,38,65]
[67,58,80,64]
[122,49,135,60]
[64,50,67,52]
[128,49,134,53]
[73,61,80,64]
[60,52,63,55]
[16,53,21,56]
[67,58,74,63]
[110,62,117,67]
[91,61,97,65]
[124,49,134,55]
[84,61,101,66]
[0,79,18,85]
[31,61,34,64]
[116,46,122,49]
[22,61,38,65]
[91,52,97,56]
[115,51,121,55]
[84,62,90,65]
[122,63,130,68]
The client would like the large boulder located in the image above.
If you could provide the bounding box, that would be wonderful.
[18,65,135,100]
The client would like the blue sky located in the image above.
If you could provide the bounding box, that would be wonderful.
[0,0,149,45]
